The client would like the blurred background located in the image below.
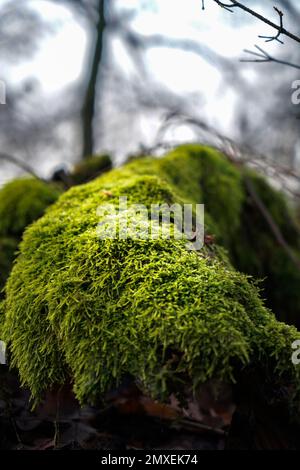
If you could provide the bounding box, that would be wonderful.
[0,0,300,189]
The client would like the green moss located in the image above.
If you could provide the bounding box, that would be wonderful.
[1,145,300,405]
[128,145,300,326]
[0,178,62,239]
[100,145,244,245]
[0,178,61,299]
[230,172,300,326]
[0,237,18,294]
[71,154,112,185]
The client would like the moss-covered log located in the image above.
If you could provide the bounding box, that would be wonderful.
[124,146,300,326]
[1,145,300,406]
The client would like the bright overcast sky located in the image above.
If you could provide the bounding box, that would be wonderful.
[0,0,290,182]
[13,1,261,83]
[10,0,273,95]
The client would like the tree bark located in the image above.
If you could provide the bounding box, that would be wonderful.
[81,0,106,159]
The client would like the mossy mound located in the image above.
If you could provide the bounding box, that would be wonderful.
[110,146,300,326]
[0,177,62,296]
[1,145,300,405]
[105,145,244,248]
[0,178,62,239]
[71,154,112,185]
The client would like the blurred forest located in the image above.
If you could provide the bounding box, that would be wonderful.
[0,0,299,191]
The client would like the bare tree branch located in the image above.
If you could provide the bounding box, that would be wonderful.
[203,2,300,72]
[258,7,284,44]
[241,44,300,70]
[205,1,300,45]
[0,153,44,181]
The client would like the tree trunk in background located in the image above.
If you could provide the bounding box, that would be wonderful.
[81,0,106,159]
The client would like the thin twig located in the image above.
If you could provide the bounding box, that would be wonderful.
[171,417,226,436]
[202,1,300,71]
[205,1,300,45]
[244,175,300,272]
[241,45,300,70]
[0,152,45,181]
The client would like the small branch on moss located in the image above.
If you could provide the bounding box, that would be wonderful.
[154,111,300,186]
[150,112,300,261]
[244,175,300,272]
[0,152,45,181]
